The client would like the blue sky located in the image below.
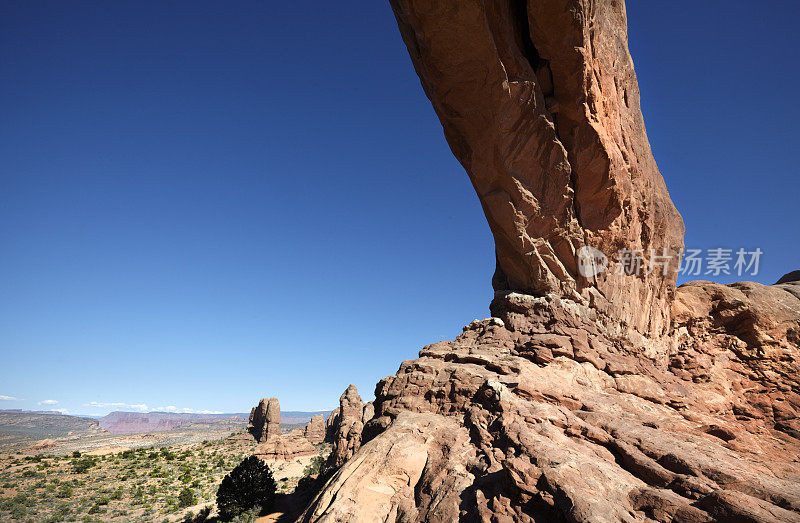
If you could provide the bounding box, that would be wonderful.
[1,1,797,415]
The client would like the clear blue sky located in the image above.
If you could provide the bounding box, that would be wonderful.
[1,1,797,415]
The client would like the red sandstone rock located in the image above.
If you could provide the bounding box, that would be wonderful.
[389,0,684,338]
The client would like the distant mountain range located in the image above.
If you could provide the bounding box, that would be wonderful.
[98,410,330,434]
[0,409,331,437]
[0,410,104,449]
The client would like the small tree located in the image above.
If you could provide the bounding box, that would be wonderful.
[178,487,196,508]
[216,456,276,521]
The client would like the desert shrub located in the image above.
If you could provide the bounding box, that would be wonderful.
[120,450,135,459]
[216,456,276,521]
[72,451,81,458]
[109,489,123,500]
[10,504,26,518]
[56,485,73,498]
[46,502,70,522]
[184,507,213,523]
[302,454,325,477]
[95,496,110,506]
[72,457,97,474]
[178,487,196,508]
[229,505,262,523]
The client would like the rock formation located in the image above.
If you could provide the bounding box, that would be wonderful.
[327,385,365,468]
[324,408,339,443]
[388,0,684,339]
[362,401,374,424]
[299,0,800,521]
[254,431,316,462]
[249,397,281,443]
[303,414,325,444]
[304,285,800,521]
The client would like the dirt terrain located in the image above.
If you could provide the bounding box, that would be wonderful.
[0,430,327,521]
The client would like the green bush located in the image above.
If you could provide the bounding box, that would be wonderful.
[72,457,97,474]
[302,454,325,477]
[178,487,196,508]
[46,502,70,522]
[72,451,81,458]
[56,485,73,498]
[215,456,276,521]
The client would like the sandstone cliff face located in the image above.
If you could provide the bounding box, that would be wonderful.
[390,0,684,338]
[249,397,281,443]
[299,0,800,521]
